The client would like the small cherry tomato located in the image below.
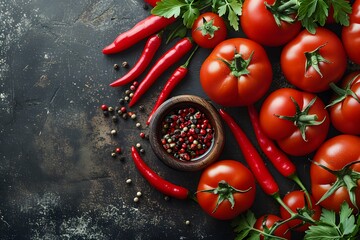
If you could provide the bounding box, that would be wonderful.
[254,214,291,240]
[196,160,256,220]
[192,12,227,49]
[280,190,322,232]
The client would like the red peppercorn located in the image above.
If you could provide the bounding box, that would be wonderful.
[115,147,122,154]
[101,104,108,111]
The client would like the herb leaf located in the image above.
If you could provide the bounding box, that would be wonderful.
[151,0,186,18]
[232,211,259,240]
[182,3,200,28]
[297,0,328,34]
[329,0,352,26]
[214,0,243,31]
[305,202,360,239]
[297,0,351,34]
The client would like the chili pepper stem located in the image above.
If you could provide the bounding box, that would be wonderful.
[289,174,312,207]
[182,45,199,68]
[273,192,295,216]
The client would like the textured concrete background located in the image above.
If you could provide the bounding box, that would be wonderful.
[1,0,358,239]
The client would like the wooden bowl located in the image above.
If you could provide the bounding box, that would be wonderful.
[149,95,224,171]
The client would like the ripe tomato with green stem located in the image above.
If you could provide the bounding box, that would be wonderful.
[342,0,360,65]
[200,38,272,106]
[259,88,330,156]
[281,27,347,93]
[191,12,227,49]
[279,190,322,232]
[327,71,360,135]
[310,134,360,212]
[196,160,256,220]
[241,0,301,46]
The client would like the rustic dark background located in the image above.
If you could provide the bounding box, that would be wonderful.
[1,0,358,239]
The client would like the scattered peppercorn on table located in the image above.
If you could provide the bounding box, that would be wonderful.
[1,0,359,239]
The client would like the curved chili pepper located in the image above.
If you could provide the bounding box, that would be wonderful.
[247,105,311,203]
[102,15,176,55]
[247,105,296,177]
[146,46,199,125]
[129,37,193,107]
[218,109,279,196]
[131,146,189,200]
[110,33,162,87]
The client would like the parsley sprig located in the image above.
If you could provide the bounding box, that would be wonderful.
[232,203,360,240]
[297,0,352,34]
[305,202,360,239]
[152,0,352,34]
[151,0,243,31]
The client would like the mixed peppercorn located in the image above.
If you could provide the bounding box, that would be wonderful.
[160,107,214,161]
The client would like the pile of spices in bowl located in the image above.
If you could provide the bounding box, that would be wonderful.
[160,107,214,161]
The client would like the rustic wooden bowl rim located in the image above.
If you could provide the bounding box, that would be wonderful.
[149,95,225,171]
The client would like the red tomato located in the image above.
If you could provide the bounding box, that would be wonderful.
[279,191,322,232]
[196,160,256,220]
[310,135,360,212]
[281,27,347,93]
[342,0,360,65]
[200,38,272,106]
[259,88,330,156]
[241,0,301,46]
[254,215,291,240]
[191,12,227,49]
[328,71,360,134]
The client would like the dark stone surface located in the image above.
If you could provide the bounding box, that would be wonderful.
[1,0,358,239]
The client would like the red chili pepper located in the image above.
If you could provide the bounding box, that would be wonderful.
[247,105,296,177]
[131,146,189,200]
[129,37,193,107]
[102,15,176,55]
[218,109,279,196]
[247,105,311,202]
[146,45,199,125]
[144,0,160,7]
[110,33,162,87]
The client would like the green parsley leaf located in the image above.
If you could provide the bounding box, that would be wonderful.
[232,211,259,240]
[304,202,359,239]
[214,0,243,31]
[182,3,200,28]
[329,0,352,26]
[151,0,186,18]
[297,0,329,34]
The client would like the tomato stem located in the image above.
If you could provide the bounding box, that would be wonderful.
[196,180,252,213]
[304,43,331,78]
[326,73,360,108]
[312,159,360,209]
[265,0,298,26]
[218,49,253,77]
[275,96,326,141]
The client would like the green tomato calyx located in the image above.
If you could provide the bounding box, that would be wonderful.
[275,96,326,142]
[197,180,252,213]
[304,43,331,78]
[219,48,253,78]
[312,160,360,210]
[195,17,219,39]
[326,73,360,108]
[265,0,299,26]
